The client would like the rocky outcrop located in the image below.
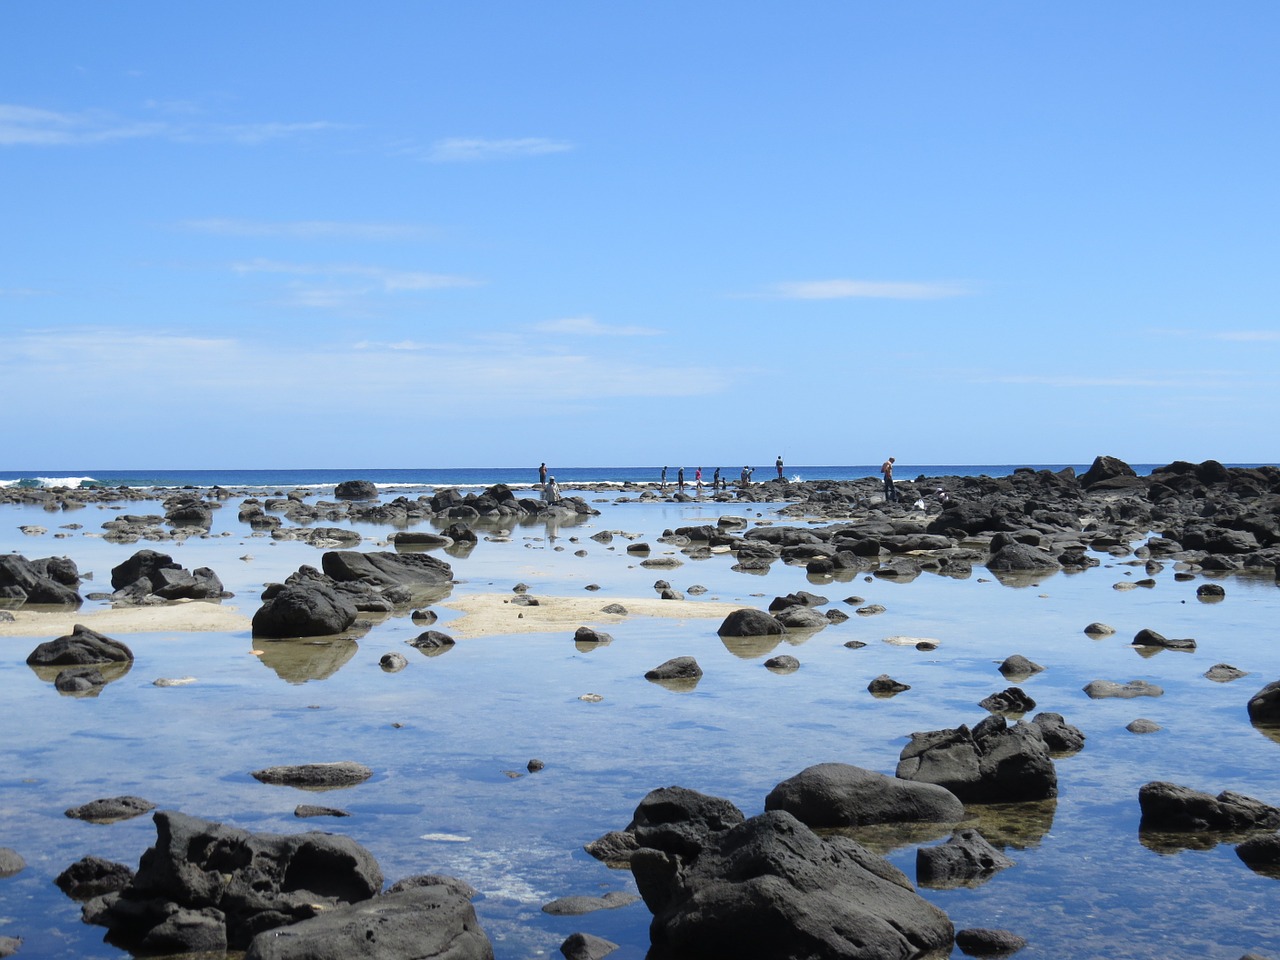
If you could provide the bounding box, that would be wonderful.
[110,549,228,604]
[915,829,1014,888]
[1138,782,1280,832]
[0,553,82,605]
[334,479,378,500]
[717,608,786,637]
[630,802,954,960]
[252,580,359,639]
[27,625,133,667]
[79,811,385,953]
[1247,680,1280,725]
[65,796,155,823]
[764,763,964,828]
[896,715,1057,803]
[243,885,493,960]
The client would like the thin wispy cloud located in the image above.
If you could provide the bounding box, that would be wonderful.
[1208,330,1280,343]
[980,371,1242,389]
[180,218,429,241]
[3,328,728,408]
[535,316,659,337]
[765,279,973,300]
[0,102,342,147]
[231,258,480,292]
[426,136,573,162]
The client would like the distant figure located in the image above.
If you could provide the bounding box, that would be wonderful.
[661,466,668,491]
[776,455,784,480]
[695,467,703,495]
[677,467,685,492]
[542,476,561,503]
[740,465,753,486]
[539,462,547,485]
[713,467,721,491]
[881,457,898,503]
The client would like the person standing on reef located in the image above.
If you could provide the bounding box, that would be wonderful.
[542,476,560,502]
[539,462,548,486]
[713,467,721,492]
[695,467,703,496]
[661,466,667,491]
[776,455,784,480]
[740,465,753,486]
[881,457,898,503]
[677,467,685,493]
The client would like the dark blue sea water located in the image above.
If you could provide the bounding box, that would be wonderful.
[0,462,1234,492]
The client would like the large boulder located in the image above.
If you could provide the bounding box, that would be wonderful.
[334,480,378,501]
[320,551,452,589]
[80,811,384,952]
[252,582,359,639]
[1137,782,1280,832]
[631,807,954,960]
[243,885,493,960]
[27,625,133,666]
[764,763,964,828]
[985,543,1061,573]
[1079,455,1137,489]
[111,549,180,590]
[0,553,82,604]
[895,715,1057,803]
[716,608,786,638]
[1247,680,1280,726]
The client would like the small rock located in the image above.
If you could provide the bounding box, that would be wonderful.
[1205,663,1247,682]
[1196,583,1226,601]
[955,927,1028,956]
[560,931,620,960]
[542,891,640,915]
[645,656,702,682]
[380,653,409,672]
[527,759,545,773]
[764,655,800,673]
[65,795,156,823]
[1083,679,1164,699]
[1127,719,1162,734]
[868,674,910,697]
[1083,622,1115,637]
[294,804,351,818]
[997,655,1044,678]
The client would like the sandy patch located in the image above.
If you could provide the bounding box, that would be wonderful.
[0,601,251,638]
[437,593,745,639]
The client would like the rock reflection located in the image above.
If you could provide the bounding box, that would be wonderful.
[1250,722,1280,747]
[820,821,955,857]
[254,637,359,683]
[29,660,131,693]
[958,798,1057,850]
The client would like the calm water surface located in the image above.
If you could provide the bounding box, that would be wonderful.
[1,486,1278,959]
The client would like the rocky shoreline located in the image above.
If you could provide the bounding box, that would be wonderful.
[1,455,1278,959]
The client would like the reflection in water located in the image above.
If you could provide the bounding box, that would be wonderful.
[29,660,132,691]
[718,633,783,660]
[988,569,1060,589]
[647,676,701,694]
[821,820,956,856]
[1138,827,1267,855]
[1251,722,1280,747]
[958,798,1057,850]
[255,637,359,683]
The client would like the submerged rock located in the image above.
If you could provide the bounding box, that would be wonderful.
[916,828,1015,889]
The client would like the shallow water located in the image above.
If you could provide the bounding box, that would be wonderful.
[1,490,1279,959]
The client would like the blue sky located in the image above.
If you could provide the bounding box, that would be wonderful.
[3,3,1277,469]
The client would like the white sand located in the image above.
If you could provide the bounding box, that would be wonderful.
[437,593,745,639]
[0,601,251,638]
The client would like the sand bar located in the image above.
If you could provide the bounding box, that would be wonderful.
[0,601,251,638]
[437,593,745,639]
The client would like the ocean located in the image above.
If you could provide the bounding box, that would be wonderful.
[0,462,1214,492]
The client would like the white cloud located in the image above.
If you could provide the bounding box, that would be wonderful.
[231,258,481,296]
[1209,330,1280,343]
[2,328,728,409]
[0,102,341,147]
[765,279,973,300]
[426,137,573,162]
[534,316,659,337]
[179,218,428,241]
